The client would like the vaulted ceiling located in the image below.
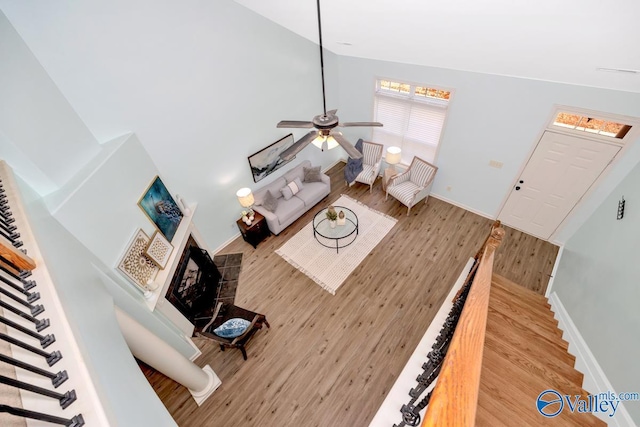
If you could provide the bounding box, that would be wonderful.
[235,0,640,93]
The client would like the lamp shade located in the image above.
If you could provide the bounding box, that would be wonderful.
[386,146,402,165]
[236,188,254,208]
[312,135,339,151]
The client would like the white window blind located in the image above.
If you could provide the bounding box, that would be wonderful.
[373,80,449,165]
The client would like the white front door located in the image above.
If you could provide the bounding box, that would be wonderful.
[498,131,620,240]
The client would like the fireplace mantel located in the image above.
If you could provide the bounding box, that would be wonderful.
[142,202,198,312]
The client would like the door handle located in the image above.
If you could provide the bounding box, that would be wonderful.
[515,179,524,190]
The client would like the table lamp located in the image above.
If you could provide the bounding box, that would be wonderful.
[236,188,254,209]
[386,146,402,172]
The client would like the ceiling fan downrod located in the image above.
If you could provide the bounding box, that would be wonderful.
[316,0,328,118]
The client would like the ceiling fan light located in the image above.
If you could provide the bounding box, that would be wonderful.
[327,136,339,150]
[312,135,325,149]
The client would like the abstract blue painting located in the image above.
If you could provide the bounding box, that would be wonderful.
[138,176,183,242]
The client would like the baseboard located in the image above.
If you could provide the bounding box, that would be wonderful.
[549,292,637,427]
[545,245,564,298]
[185,334,202,361]
[430,193,494,220]
[213,232,241,255]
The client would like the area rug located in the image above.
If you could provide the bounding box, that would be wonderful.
[276,194,397,295]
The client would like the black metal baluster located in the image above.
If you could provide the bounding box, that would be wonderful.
[0,332,61,366]
[0,286,42,310]
[0,314,55,347]
[0,298,47,325]
[0,375,76,408]
[0,261,35,289]
[394,263,479,427]
[0,273,38,300]
[0,173,86,426]
[0,353,68,387]
[0,405,84,427]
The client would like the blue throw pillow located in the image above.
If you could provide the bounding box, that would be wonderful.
[213,318,250,338]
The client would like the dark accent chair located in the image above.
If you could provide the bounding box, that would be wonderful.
[194,302,270,360]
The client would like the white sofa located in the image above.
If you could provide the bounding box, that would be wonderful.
[252,160,331,235]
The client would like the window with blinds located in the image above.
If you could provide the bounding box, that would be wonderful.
[373,79,451,164]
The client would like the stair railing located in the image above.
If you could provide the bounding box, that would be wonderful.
[422,221,504,427]
[0,161,86,426]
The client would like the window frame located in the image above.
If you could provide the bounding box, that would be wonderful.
[373,77,453,166]
[546,105,640,147]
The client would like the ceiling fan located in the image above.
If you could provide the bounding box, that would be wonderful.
[277,0,382,161]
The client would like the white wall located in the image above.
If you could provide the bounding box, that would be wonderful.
[552,160,640,425]
[337,56,640,240]
[45,133,161,269]
[0,0,343,254]
[17,176,177,427]
[0,11,99,195]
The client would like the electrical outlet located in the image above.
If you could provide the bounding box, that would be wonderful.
[489,160,503,169]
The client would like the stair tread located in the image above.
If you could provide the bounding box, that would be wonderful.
[483,331,583,386]
[492,274,551,305]
[483,340,585,393]
[478,358,606,426]
[491,282,553,317]
[476,273,605,427]
[488,305,570,351]
[489,288,562,337]
[484,315,576,367]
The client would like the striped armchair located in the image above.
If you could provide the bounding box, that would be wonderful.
[385,156,438,215]
[349,141,384,193]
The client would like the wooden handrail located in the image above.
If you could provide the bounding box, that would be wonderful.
[0,235,36,271]
[422,222,504,427]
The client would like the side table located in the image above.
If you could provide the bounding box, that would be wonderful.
[236,212,270,249]
[382,167,398,192]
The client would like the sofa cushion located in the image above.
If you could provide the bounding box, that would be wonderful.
[280,177,303,200]
[273,197,305,225]
[284,161,310,184]
[254,178,286,206]
[295,181,328,207]
[262,190,279,212]
[303,166,323,182]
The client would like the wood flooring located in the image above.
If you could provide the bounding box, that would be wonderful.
[141,162,559,427]
[476,275,605,426]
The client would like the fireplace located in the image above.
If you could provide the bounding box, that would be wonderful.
[165,234,221,323]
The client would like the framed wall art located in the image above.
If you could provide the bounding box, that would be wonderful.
[138,176,183,242]
[248,133,295,183]
[117,229,159,289]
[144,231,174,269]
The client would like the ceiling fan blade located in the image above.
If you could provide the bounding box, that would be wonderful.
[339,121,383,127]
[277,120,315,129]
[279,131,317,161]
[327,109,338,116]
[332,133,363,159]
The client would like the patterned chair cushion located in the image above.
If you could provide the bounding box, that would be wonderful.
[213,318,250,338]
[410,159,436,187]
[388,181,422,206]
[362,143,381,167]
[355,164,377,184]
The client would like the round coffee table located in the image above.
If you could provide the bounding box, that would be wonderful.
[313,206,358,253]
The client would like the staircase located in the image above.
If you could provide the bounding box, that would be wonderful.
[475,274,606,426]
